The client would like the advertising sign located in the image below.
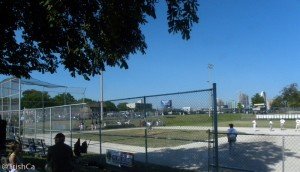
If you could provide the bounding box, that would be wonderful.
[106,149,134,167]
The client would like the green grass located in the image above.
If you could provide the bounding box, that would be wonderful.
[72,129,210,148]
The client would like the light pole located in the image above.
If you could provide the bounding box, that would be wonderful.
[207,63,214,84]
[207,64,214,117]
[99,71,104,155]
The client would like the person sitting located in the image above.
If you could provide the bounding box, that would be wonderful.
[29,139,36,153]
[74,138,81,157]
[46,133,74,172]
[81,141,88,154]
[9,143,22,172]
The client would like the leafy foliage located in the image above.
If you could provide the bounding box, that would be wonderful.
[52,93,76,106]
[117,102,129,111]
[0,0,199,79]
[251,93,265,105]
[271,83,300,108]
[21,90,54,108]
[237,103,244,113]
[104,101,117,112]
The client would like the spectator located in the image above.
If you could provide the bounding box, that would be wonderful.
[74,138,81,157]
[46,133,74,172]
[81,140,88,154]
[9,143,22,172]
[227,124,238,154]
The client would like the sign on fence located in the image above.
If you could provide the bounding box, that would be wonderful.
[106,149,134,167]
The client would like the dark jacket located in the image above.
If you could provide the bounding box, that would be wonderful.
[47,142,74,172]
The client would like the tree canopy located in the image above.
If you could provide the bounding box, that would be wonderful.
[0,0,199,79]
[21,89,54,108]
[52,93,76,106]
[271,83,300,108]
[251,93,265,105]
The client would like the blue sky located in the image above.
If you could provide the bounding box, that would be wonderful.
[1,0,300,102]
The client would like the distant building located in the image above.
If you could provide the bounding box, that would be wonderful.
[239,93,249,108]
[126,102,152,111]
[182,107,191,114]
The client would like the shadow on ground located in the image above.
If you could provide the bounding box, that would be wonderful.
[133,139,300,172]
[218,140,300,172]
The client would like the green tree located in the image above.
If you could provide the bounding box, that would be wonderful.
[0,0,199,79]
[77,98,98,104]
[52,93,76,106]
[117,102,129,111]
[271,96,284,108]
[271,83,300,108]
[237,103,244,113]
[21,89,54,109]
[104,101,117,112]
[251,93,265,105]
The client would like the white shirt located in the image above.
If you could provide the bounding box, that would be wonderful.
[228,128,238,137]
[280,119,285,124]
[296,119,300,125]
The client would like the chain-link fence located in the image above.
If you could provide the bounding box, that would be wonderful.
[4,103,89,148]
[208,131,300,172]
[74,88,214,170]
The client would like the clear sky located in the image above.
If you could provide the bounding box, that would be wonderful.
[1,0,300,103]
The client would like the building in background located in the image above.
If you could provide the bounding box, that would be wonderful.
[238,93,250,109]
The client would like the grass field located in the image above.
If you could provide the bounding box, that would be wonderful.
[68,113,300,148]
[72,129,211,148]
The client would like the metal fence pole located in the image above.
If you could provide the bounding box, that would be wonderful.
[99,115,102,155]
[70,106,72,148]
[35,109,37,140]
[282,135,285,172]
[18,78,21,136]
[208,129,211,172]
[144,96,148,170]
[50,108,52,146]
[213,83,218,171]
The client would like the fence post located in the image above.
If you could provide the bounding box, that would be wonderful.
[50,107,52,146]
[282,135,285,172]
[99,114,102,155]
[34,109,37,140]
[213,83,218,171]
[70,106,72,148]
[144,96,148,170]
[208,129,211,172]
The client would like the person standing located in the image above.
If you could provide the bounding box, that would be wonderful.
[46,133,74,172]
[227,124,238,154]
[252,119,257,131]
[295,119,300,131]
[280,118,285,130]
[269,120,273,131]
[90,122,94,131]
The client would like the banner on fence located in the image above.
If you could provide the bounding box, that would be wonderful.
[106,149,134,167]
